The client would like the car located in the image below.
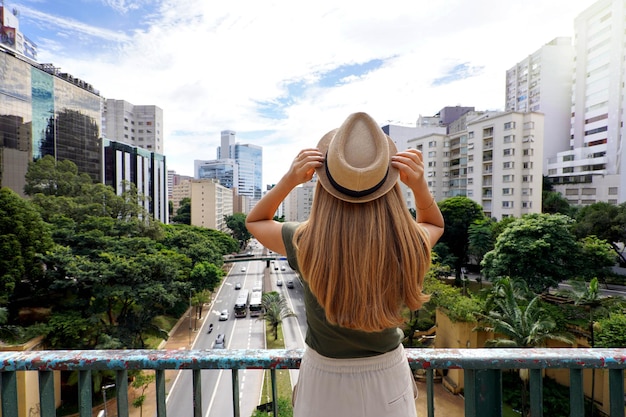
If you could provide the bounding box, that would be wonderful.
[241,266,246,272]
[276,279,283,287]
[286,280,294,289]
[213,334,225,349]
[219,310,229,321]
[234,282,242,290]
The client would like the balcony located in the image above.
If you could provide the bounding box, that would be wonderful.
[0,348,624,417]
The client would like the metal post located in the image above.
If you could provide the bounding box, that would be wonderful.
[101,384,115,417]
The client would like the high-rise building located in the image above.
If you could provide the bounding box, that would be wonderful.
[207,130,263,210]
[547,0,626,205]
[102,99,164,154]
[505,37,574,175]
[0,47,102,198]
[103,140,169,223]
[195,159,237,190]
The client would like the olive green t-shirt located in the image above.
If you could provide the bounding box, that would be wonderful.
[281,222,403,358]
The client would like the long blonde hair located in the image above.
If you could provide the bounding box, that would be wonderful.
[293,182,431,332]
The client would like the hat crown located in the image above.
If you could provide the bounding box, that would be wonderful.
[327,113,390,192]
[316,112,399,203]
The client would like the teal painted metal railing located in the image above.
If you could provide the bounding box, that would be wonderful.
[0,348,624,417]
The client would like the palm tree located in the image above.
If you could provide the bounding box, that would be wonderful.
[259,292,297,340]
[557,277,603,416]
[475,277,574,416]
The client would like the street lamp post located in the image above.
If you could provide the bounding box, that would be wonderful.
[101,383,115,417]
[188,288,193,346]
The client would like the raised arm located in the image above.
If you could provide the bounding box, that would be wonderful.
[391,149,444,247]
[246,148,324,255]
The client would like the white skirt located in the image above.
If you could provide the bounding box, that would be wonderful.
[293,344,418,417]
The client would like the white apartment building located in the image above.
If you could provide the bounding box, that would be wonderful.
[383,110,451,211]
[467,112,544,219]
[505,37,574,175]
[408,132,448,206]
[190,179,234,232]
[547,0,626,205]
[102,99,164,154]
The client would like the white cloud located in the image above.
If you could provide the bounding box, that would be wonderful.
[26,0,595,184]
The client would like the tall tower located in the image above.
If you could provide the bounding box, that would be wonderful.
[505,37,574,174]
[547,0,626,205]
[213,130,263,207]
[102,99,164,154]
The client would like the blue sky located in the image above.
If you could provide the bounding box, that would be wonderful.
[10,0,596,184]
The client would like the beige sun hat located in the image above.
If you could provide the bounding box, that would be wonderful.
[315,112,399,203]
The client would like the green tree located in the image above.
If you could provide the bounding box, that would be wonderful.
[557,277,605,415]
[542,176,574,216]
[436,197,485,284]
[572,202,626,265]
[476,277,574,417]
[24,155,93,197]
[477,278,574,347]
[577,236,616,283]
[259,292,297,340]
[467,218,496,271]
[0,187,53,304]
[131,372,156,417]
[595,313,626,347]
[481,213,580,293]
[190,262,224,292]
[172,197,191,225]
[225,212,252,249]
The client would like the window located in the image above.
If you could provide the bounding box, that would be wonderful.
[483,127,494,138]
[563,167,574,173]
[522,135,534,142]
[523,121,535,129]
[608,187,618,195]
[502,188,513,195]
[502,201,514,208]
[428,151,436,157]
[503,161,514,169]
[428,161,436,167]
[523,162,533,169]
[428,141,437,148]
[523,148,533,156]
[522,175,533,182]
[521,188,532,196]
[504,121,516,130]
[468,131,474,139]
[503,175,514,182]
[522,201,533,208]
[503,135,515,143]
[468,178,473,185]
[503,148,515,156]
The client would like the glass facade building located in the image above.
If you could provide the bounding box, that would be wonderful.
[0,49,102,197]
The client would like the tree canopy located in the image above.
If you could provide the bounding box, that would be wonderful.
[2,157,236,349]
[481,213,581,293]
[435,196,485,282]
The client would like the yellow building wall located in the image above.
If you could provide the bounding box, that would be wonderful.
[0,336,61,417]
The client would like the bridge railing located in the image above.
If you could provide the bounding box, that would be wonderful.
[0,348,624,417]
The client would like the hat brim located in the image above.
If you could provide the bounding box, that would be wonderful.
[315,129,399,203]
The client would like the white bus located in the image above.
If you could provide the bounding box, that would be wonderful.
[249,290,263,317]
[233,289,250,318]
